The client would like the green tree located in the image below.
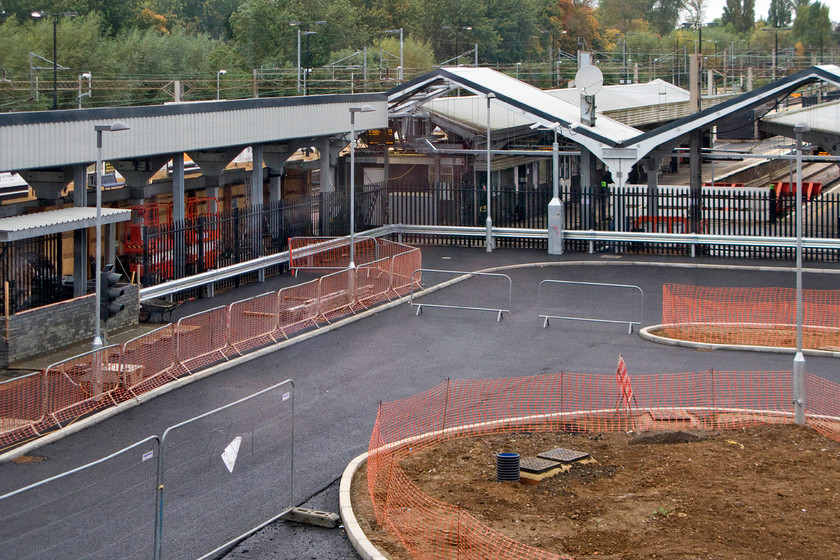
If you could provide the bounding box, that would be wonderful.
[597,0,649,34]
[722,0,755,33]
[791,1,831,49]
[648,0,685,36]
[767,0,791,28]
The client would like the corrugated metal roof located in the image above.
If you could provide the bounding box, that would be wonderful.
[0,207,131,242]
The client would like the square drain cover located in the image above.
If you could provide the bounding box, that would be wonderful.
[519,457,561,474]
[537,448,590,463]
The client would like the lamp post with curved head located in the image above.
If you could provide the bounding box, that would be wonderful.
[348,105,376,268]
[291,21,326,94]
[30,10,77,110]
[486,92,495,252]
[384,28,403,83]
[93,121,130,351]
[793,121,809,425]
[216,69,226,100]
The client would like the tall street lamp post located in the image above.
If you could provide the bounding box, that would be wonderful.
[348,105,376,268]
[384,28,403,83]
[485,92,495,252]
[291,21,326,94]
[30,10,77,110]
[216,69,226,100]
[442,25,472,63]
[793,122,809,425]
[92,121,130,351]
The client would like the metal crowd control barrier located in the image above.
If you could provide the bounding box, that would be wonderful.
[410,269,512,321]
[0,435,161,560]
[45,345,123,428]
[0,372,45,449]
[538,280,644,333]
[175,306,229,373]
[153,379,295,560]
[228,292,281,355]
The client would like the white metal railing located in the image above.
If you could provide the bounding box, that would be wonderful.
[410,268,512,321]
[538,280,644,333]
[140,223,839,302]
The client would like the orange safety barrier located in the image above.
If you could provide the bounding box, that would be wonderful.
[388,244,422,297]
[176,307,230,373]
[662,283,840,349]
[45,346,124,428]
[634,215,708,233]
[119,324,180,396]
[277,278,321,338]
[354,258,393,308]
[317,269,358,322]
[228,292,280,355]
[289,237,378,272]
[368,371,840,560]
[0,372,46,449]
[0,239,421,451]
[773,181,822,199]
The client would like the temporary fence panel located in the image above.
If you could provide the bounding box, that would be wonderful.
[228,291,280,355]
[120,325,180,396]
[354,257,393,308]
[155,380,295,560]
[44,345,123,429]
[317,268,358,321]
[176,306,230,373]
[368,370,840,560]
[385,242,422,297]
[0,436,160,560]
[538,280,644,332]
[662,283,840,349]
[276,279,321,338]
[288,236,378,272]
[0,372,45,449]
[409,269,512,321]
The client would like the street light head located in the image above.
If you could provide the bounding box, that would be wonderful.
[31,11,44,18]
[487,92,496,99]
[218,69,227,75]
[95,121,130,133]
[349,104,376,114]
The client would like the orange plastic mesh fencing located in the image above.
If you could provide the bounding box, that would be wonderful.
[176,306,230,373]
[317,269,358,321]
[44,346,124,428]
[119,324,180,396]
[228,292,280,355]
[354,258,393,308]
[289,237,379,271]
[0,372,46,449]
[662,283,840,349]
[389,245,422,297]
[0,240,422,451]
[277,279,320,338]
[368,371,840,560]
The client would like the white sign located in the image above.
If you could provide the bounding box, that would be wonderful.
[142,450,154,462]
[221,436,243,473]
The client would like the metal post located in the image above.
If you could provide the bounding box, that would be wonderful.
[793,122,809,425]
[52,18,57,110]
[297,30,302,93]
[216,69,226,100]
[485,92,495,252]
[348,105,376,268]
[92,121,130,351]
[93,129,104,350]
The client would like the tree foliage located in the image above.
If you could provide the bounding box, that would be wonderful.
[791,1,831,48]
[721,0,755,34]
[767,0,792,28]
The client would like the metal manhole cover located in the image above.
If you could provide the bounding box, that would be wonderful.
[537,448,590,463]
[519,457,562,474]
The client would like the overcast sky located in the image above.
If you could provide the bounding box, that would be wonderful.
[701,0,840,25]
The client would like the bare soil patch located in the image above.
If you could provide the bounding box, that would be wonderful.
[352,424,840,559]
[656,325,840,350]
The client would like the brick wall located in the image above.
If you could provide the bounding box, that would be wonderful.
[1,285,139,368]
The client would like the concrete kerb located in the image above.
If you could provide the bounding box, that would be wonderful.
[5,258,840,464]
[640,325,840,358]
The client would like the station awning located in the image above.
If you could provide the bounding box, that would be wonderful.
[0,207,132,242]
